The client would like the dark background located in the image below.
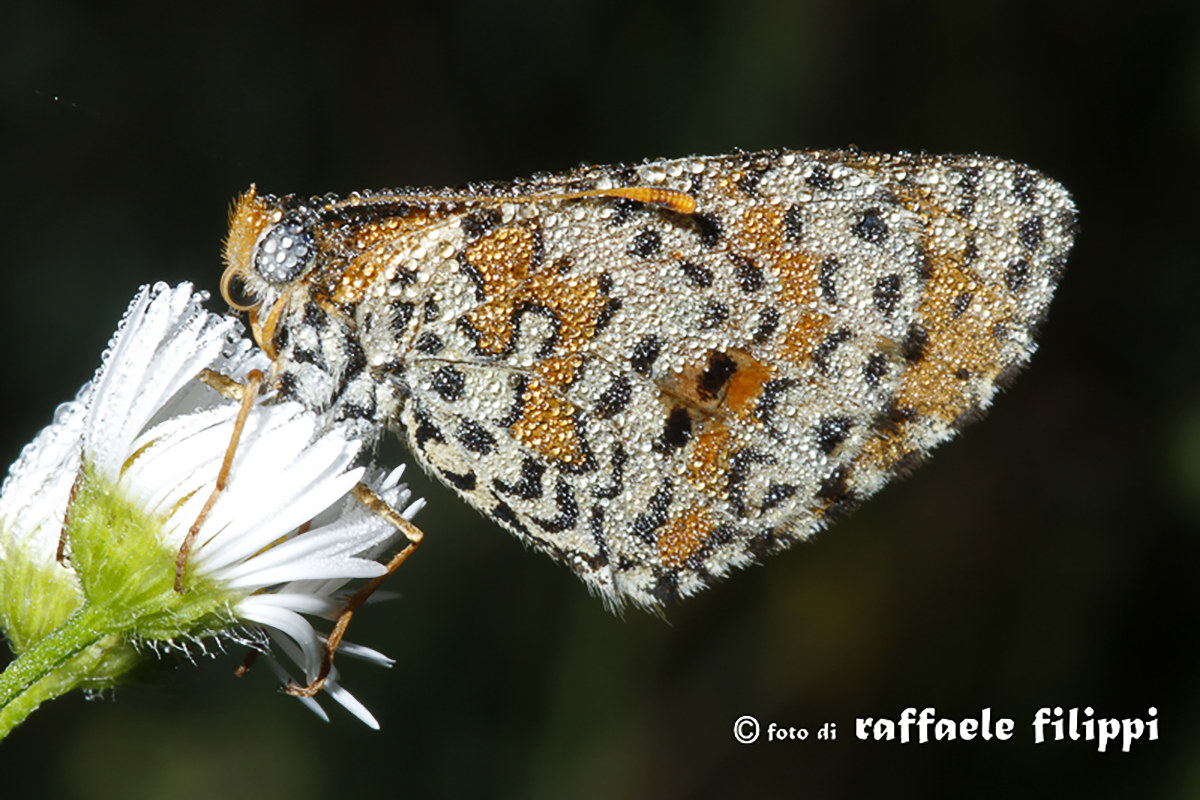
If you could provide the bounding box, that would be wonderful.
[2,2,1198,798]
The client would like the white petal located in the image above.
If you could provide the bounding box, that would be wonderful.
[86,284,236,478]
[402,497,427,521]
[323,679,380,730]
[222,556,386,591]
[196,465,365,575]
[236,600,324,673]
[119,406,234,514]
[237,592,340,617]
[0,397,88,564]
[232,517,393,572]
[160,334,270,419]
[331,641,395,668]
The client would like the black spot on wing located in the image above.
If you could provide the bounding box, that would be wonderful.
[655,407,693,453]
[630,228,661,258]
[851,207,888,245]
[1005,259,1030,292]
[902,324,928,363]
[456,418,497,454]
[963,236,980,265]
[871,400,916,436]
[494,457,546,500]
[439,468,477,491]
[816,466,857,522]
[595,373,632,419]
[461,208,502,239]
[818,257,840,304]
[873,274,902,316]
[512,302,563,358]
[388,300,415,334]
[430,366,465,402]
[807,163,836,191]
[815,416,853,455]
[1018,216,1044,251]
[816,466,852,504]
[783,204,804,242]
[730,254,764,293]
[698,351,737,401]
[337,398,375,421]
[496,376,527,428]
[341,334,367,382]
[762,483,797,511]
[594,297,622,334]
[608,197,642,226]
[291,346,324,369]
[631,479,673,542]
[951,291,973,318]
[592,441,626,500]
[277,371,298,399]
[863,353,890,389]
[531,476,580,534]
[414,332,443,354]
[727,448,770,518]
[414,410,445,451]
[956,166,982,217]
[456,254,488,302]
[753,307,780,345]
[303,301,327,329]
[631,335,662,376]
[586,506,610,568]
[756,378,797,428]
[681,261,714,288]
[736,166,765,195]
[699,301,729,329]
[692,213,722,247]
[492,501,530,536]
[813,328,852,373]
[1013,168,1037,204]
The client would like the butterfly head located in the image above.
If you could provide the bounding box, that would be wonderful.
[221,186,322,354]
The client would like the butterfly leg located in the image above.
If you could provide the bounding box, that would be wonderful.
[191,367,427,695]
[196,366,249,401]
[173,368,265,592]
[284,484,426,698]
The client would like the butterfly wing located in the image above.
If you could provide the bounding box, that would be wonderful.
[348,150,1075,608]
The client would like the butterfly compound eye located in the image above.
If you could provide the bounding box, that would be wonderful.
[254,210,317,284]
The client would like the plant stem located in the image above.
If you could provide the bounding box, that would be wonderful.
[0,606,113,740]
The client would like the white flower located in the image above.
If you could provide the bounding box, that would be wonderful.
[0,283,423,731]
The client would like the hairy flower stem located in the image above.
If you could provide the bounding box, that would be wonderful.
[0,606,120,740]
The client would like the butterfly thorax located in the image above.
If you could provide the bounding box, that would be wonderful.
[221,186,472,441]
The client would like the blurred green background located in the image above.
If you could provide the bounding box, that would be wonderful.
[2,1,1198,797]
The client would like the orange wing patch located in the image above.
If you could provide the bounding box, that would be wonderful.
[657,506,715,570]
[686,423,733,498]
[510,378,589,467]
[331,211,436,305]
[892,251,1011,425]
[462,223,607,358]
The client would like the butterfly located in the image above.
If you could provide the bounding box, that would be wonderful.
[218,149,1076,609]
